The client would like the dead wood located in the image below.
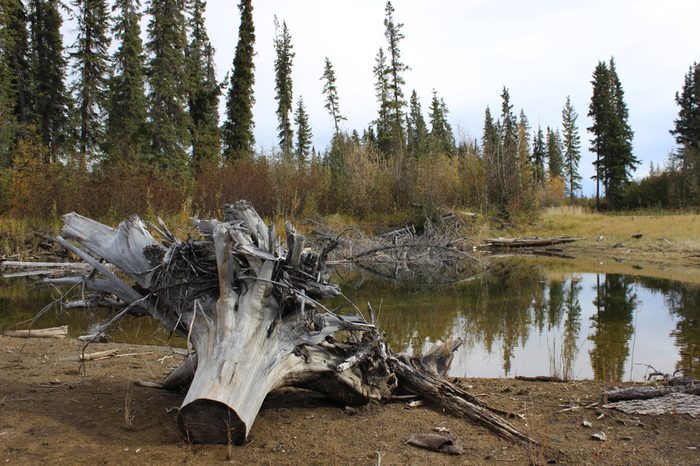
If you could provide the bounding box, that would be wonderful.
[3,326,68,338]
[606,378,699,402]
[35,201,535,446]
[483,237,578,248]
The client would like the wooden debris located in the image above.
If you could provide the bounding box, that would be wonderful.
[484,237,578,248]
[34,201,537,446]
[3,326,68,339]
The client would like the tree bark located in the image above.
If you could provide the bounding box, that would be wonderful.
[47,201,536,446]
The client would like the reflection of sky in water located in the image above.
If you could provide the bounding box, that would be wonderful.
[1,263,698,382]
[333,265,700,382]
[447,275,680,380]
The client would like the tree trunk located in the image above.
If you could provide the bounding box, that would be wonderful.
[47,201,536,446]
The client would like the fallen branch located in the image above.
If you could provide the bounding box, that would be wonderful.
[483,237,579,248]
[3,326,68,339]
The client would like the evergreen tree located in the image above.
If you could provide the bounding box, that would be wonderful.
[562,95,582,199]
[516,109,531,173]
[481,106,499,207]
[186,0,220,173]
[428,89,454,155]
[273,16,294,155]
[670,62,700,203]
[0,45,15,166]
[546,126,563,179]
[406,89,427,157]
[29,0,71,161]
[489,87,522,214]
[320,57,344,135]
[0,0,32,125]
[531,126,546,185]
[293,95,311,164]
[372,47,391,155]
[382,1,407,156]
[222,0,254,160]
[71,0,111,170]
[106,0,148,163]
[588,58,638,208]
[145,0,191,176]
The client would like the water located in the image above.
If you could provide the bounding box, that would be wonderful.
[1,259,698,382]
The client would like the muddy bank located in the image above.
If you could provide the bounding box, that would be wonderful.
[1,337,697,465]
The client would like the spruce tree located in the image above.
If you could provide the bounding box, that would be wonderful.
[373,47,391,155]
[406,89,427,157]
[561,96,582,199]
[29,0,71,161]
[516,110,531,171]
[382,1,407,156]
[293,95,311,164]
[588,58,638,208]
[531,126,546,185]
[670,62,700,203]
[320,57,344,135]
[145,0,191,176]
[428,89,454,155]
[71,0,111,170]
[222,0,254,160]
[0,0,32,125]
[273,16,294,155]
[106,0,148,163]
[546,127,563,179]
[481,106,499,207]
[186,0,220,173]
[0,46,15,166]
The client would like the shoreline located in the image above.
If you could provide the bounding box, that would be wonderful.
[1,336,697,464]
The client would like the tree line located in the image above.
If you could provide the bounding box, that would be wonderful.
[0,0,697,221]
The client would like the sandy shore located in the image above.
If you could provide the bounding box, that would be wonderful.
[1,336,697,465]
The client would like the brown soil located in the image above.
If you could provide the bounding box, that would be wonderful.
[1,337,697,465]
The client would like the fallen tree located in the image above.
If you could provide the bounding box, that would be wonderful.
[41,201,537,446]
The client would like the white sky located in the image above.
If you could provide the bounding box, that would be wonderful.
[197,0,699,194]
[62,0,699,194]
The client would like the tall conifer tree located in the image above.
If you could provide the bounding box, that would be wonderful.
[29,0,70,161]
[382,1,407,156]
[406,89,427,157]
[531,126,546,185]
[293,96,311,164]
[106,0,147,163]
[562,96,582,198]
[546,127,563,179]
[71,0,111,170]
[670,62,700,203]
[588,58,637,208]
[373,47,392,155]
[428,89,454,155]
[186,0,220,173]
[273,16,294,155]
[222,0,254,159]
[1,0,32,126]
[145,0,191,175]
[320,57,344,135]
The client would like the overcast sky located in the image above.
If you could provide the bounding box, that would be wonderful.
[198,0,700,193]
[92,0,698,194]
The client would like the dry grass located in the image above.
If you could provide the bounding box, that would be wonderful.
[517,207,700,244]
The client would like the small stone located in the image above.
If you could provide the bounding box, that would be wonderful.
[582,420,592,428]
[591,432,607,442]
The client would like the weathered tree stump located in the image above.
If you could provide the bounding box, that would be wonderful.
[45,201,537,446]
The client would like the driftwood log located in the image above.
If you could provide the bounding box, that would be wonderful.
[42,201,536,446]
[484,237,578,248]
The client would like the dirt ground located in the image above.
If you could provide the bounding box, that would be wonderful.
[1,337,698,465]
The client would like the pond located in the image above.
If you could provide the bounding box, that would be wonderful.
[1,257,698,382]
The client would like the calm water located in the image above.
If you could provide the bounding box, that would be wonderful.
[1,259,698,382]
